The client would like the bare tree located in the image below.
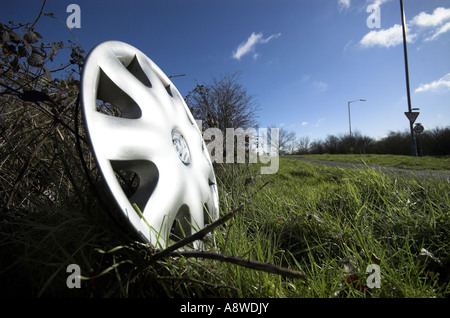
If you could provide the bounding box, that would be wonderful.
[296,136,310,154]
[268,125,297,155]
[186,72,259,133]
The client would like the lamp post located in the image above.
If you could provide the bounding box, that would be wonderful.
[348,99,366,137]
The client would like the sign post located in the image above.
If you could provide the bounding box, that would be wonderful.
[399,0,418,157]
[414,123,424,157]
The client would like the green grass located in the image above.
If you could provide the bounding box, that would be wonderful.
[287,154,450,171]
[243,158,450,297]
[2,158,449,298]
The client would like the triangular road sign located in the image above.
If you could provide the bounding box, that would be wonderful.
[405,112,419,124]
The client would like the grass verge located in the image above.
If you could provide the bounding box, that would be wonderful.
[1,158,449,297]
[287,154,450,171]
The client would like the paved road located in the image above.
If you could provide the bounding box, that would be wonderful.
[285,157,450,181]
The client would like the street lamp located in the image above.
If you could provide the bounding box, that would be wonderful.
[348,99,366,137]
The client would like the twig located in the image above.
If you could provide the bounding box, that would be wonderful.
[3,94,77,210]
[5,122,57,210]
[134,165,296,284]
[43,11,85,54]
[170,250,310,280]
[142,203,309,281]
[30,0,47,30]
[148,205,244,265]
[250,179,272,198]
[0,82,87,142]
[74,94,96,191]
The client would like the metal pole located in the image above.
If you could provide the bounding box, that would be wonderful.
[347,99,365,137]
[399,0,418,156]
[348,101,352,137]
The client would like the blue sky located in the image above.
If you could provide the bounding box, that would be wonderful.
[2,0,450,141]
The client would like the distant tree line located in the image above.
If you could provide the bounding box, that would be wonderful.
[281,126,450,156]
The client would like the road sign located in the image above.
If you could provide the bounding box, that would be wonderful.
[414,123,424,134]
[405,112,419,124]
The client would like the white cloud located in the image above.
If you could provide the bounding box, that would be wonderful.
[312,118,325,127]
[359,24,416,48]
[301,121,308,126]
[425,21,450,41]
[370,0,392,6]
[343,40,354,52]
[339,0,391,13]
[415,73,450,93]
[338,0,351,12]
[313,81,328,93]
[411,7,450,28]
[232,32,281,61]
[300,75,328,93]
[359,6,450,48]
[411,7,450,41]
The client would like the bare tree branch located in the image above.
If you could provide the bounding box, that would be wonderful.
[170,250,310,280]
[187,73,259,133]
[268,125,297,155]
[148,205,244,265]
[145,195,309,281]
